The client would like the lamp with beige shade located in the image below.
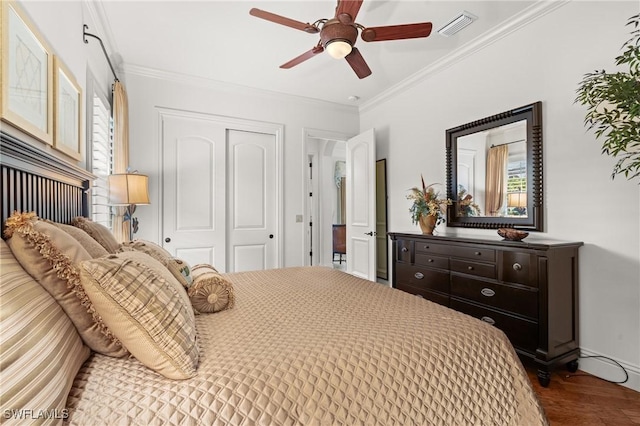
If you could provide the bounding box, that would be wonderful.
[108,173,150,240]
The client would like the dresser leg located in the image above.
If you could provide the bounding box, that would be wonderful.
[566,359,579,373]
[537,369,551,387]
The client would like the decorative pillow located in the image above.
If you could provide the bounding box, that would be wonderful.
[72,216,120,253]
[79,251,199,380]
[118,240,193,288]
[188,263,235,314]
[4,212,127,357]
[0,239,91,421]
[50,221,109,258]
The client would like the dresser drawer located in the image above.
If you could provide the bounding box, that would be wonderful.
[450,299,538,353]
[450,259,496,279]
[415,253,449,269]
[396,239,413,263]
[397,284,450,307]
[414,241,495,261]
[451,275,538,319]
[501,251,537,287]
[395,264,449,294]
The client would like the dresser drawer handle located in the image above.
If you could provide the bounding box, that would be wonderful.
[401,247,409,252]
[513,262,522,271]
[467,266,474,271]
[414,272,424,279]
[474,251,481,256]
[481,316,496,325]
[428,258,434,263]
[481,288,495,297]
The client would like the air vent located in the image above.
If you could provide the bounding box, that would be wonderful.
[437,11,478,37]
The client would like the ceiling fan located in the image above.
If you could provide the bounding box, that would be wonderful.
[249,0,433,79]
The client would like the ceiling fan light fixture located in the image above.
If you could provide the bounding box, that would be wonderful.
[437,11,477,37]
[325,39,352,59]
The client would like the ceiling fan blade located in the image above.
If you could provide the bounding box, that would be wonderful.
[345,48,372,79]
[336,0,364,24]
[361,22,433,42]
[250,8,319,34]
[280,45,324,69]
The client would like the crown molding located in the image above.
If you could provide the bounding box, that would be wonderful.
[82,0,118,58]
[122,64,359,113]
[359,1,570,114]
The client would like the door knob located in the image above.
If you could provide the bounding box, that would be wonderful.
[364,231,376,236]
[269,234,274,239]
[165,237,171,243]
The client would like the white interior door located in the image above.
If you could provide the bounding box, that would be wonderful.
[227,130,278,272]
[346,128,376,280]
[162,115,226,269]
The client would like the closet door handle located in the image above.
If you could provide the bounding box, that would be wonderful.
[164,237,171,243]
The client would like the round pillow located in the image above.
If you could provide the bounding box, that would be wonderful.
[187,264,235,314]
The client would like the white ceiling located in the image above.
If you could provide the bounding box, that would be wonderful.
[96,1,536,106]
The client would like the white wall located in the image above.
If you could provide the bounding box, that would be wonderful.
[122,72,359,267]
[360,1,640,390]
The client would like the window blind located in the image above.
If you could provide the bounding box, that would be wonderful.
[91,93,113,228]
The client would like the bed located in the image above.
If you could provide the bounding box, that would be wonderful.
[0,132,548,425]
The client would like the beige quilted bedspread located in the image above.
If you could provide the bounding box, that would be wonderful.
[65,267,547,425]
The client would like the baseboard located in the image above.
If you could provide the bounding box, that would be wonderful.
[578,347,640,392]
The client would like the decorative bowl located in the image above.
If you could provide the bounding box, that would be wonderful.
[497,228,529,241]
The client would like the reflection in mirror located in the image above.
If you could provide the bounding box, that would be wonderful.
[456,120,527,218]
[446,101,543,231]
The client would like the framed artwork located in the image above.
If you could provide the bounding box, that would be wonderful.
[0,1,54,145]
[53,56,82,160]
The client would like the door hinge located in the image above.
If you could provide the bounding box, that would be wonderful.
[309,192,312,197]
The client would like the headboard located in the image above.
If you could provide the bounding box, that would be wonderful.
[0,131,94,234]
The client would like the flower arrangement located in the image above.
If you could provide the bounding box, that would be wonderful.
[407,175,451,227]
[457,186,481,217]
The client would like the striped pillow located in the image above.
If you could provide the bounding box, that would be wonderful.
[79,251,199,380]
[0,239,91,422]
[71,216,120,253]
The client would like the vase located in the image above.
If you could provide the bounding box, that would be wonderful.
[418,214,437,235]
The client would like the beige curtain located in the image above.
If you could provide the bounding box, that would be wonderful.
[485,145,508,216]
[112,81,131,242]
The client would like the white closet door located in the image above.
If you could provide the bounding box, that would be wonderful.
[161,114,226,269]
[227,129,278,272]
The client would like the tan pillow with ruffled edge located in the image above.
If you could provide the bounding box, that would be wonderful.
[188,264,235,314]
[4,212,127,357]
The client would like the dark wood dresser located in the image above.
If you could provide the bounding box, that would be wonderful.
[389,232,583,386]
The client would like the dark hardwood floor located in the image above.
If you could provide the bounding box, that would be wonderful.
[525,366,640,425]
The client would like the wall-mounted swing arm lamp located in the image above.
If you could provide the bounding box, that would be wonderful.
[108,173,150,238]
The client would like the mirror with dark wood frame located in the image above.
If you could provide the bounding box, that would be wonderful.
[445,101,543,231]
